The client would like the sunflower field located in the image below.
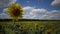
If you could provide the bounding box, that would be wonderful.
[0,19,60,34]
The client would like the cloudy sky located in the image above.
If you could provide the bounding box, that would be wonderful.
[0,0,60,20]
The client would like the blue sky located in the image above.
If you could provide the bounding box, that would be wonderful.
[17,0,60,10]
[0,0,60,19]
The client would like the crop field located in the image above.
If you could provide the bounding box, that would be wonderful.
[0,19,60,34]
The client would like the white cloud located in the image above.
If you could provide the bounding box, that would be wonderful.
[51,0,60,6]
[0,13,9,19]
[0,8,10,19]
[23,6,60,20]
[0,6,60,20]
[0,0,17,7]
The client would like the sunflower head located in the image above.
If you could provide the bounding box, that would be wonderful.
[8,3,24,19]
[29,28,33,32]
[45,29,52,34]
[39,25,45,30]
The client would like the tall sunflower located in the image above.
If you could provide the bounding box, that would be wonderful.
[8,3,24,19]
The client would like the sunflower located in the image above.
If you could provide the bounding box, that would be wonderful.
[8,3,24,19]
[29,28,33,32]
[39,25,45,31]
[45,28,52,34]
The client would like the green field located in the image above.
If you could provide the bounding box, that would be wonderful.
[0,19,60,34]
